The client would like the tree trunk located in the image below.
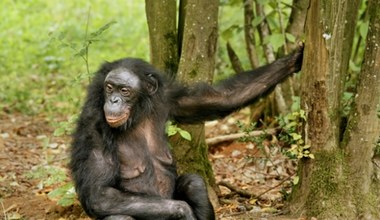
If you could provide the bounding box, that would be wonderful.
[342,0,380,217]
[243,0,259,69]
[145,0,178,76]
[289,0,362,218]
[174,0,218,184]
[145,0,218,187]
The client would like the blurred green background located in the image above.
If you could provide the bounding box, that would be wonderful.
[0,0,150,115]
[0,0,334,119]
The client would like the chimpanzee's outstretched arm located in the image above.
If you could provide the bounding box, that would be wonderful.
[170,44,304,123]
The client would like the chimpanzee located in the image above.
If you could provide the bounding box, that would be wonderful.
[70,44,304,220]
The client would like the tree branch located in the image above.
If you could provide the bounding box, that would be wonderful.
[206,128,278,146]
[218,181,257,198]
[226,42,244,74]
[243,0,260,68]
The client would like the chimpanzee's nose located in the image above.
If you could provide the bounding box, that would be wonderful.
[110,96,121,104]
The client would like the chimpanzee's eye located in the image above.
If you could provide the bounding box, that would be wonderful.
[120,87,131,96]
[105,84,113,93]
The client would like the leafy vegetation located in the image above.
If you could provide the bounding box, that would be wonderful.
[236,108,313,187]
[217,0,294,79]
[48,182,76,207]
[1,0,367,118]
[166,121,192,141]
[24,165,76,206]
[0,0,149,115]
[277,110,314,160]
[0,0,150,210]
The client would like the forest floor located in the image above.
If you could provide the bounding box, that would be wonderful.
[0,111,305,220]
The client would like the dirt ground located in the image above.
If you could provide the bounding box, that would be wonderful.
[0,112,303,220]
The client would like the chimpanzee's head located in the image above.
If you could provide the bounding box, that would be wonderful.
[102,60,159,128]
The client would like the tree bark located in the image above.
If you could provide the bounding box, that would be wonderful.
[145,0,178,76]
[343,0,380,217]
[289,0,361,218]
[174,0,218,184]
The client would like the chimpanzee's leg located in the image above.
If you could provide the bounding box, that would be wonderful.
[174,174,215,220]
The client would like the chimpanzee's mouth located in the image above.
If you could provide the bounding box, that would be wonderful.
[105,113,129,127]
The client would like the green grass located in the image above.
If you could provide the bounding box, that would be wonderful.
[0,0,149,116]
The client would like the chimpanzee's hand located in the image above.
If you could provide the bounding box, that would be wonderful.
[173,201,197,220]
[290,42,305,72]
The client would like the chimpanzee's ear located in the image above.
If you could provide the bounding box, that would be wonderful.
[146,73,158,95]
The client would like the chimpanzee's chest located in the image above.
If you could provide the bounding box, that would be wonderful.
[116,128,176,198]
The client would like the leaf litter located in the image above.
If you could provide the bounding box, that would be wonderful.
[0,110,300,219]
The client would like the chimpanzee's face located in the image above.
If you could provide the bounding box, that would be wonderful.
[103,68,140,128]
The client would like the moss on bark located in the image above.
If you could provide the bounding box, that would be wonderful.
[290,150,354,218]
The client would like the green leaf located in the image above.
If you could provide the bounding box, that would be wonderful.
[309,153,315,159]
[285,121,298,129]
[285,33,296,43]
[299,109,306,120]
[57,195,76,207]
[74,46,88,57]
[303,144,311,149]
[290,133,302,140]
[48,183,76,207]
[53,127,65,136]
[48,182,73,199]
[167,125,177,136]
[179,130,192,141]
[221,24,240,41]
[287,113,297,121]
[89,21,117,39]
[252,16,265,27]
[165,121,172,132]
[263,34,285,52]
[292,176,299,185]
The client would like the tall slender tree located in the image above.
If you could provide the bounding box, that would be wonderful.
[145,0,218,188]
[290,0,380,218]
